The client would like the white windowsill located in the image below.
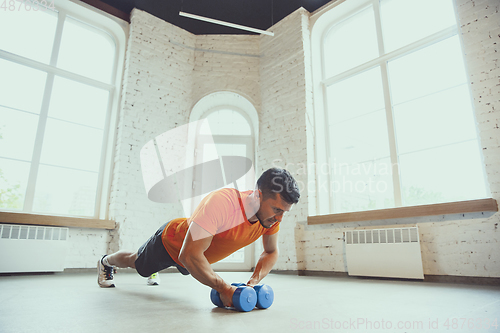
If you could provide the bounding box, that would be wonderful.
[0,211,116,229]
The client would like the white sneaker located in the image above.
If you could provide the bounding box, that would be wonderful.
[147,272,160,286]
[97,256,115,288]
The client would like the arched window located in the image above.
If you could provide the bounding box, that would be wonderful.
[190,92,258,201]
[196,107,254,192]
[189,92,258,269]
[311,0,489,215]
[0,0,127,219]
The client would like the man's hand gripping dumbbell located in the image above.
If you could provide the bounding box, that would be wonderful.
[210,283,274,312]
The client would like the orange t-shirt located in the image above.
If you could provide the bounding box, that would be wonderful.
[162,188,279,267]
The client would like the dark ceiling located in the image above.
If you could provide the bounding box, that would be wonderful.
[98,0,332,35]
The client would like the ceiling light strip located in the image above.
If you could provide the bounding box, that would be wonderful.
[179,11,274,36]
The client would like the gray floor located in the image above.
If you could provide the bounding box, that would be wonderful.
[0,271,499,333]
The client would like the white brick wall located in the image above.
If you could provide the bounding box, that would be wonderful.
[259,8,312,270]
[65,228,109,269]
[459,0,500,195]
[193,35,260,107]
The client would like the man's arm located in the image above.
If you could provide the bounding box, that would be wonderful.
[178,222,236,307]
[247,232,279,286]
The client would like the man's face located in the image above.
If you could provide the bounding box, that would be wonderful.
[255,193,293,229]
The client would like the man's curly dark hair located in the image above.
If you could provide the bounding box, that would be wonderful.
[256,168,300,204]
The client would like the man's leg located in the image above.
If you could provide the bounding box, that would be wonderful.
[98,250,141,288]
[147,272,161,286]
[97,221,173,288]
[105,249,161,287]
[105,250,137,268]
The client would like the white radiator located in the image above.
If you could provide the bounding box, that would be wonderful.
[344,227,424,279]
[0,224,69,273]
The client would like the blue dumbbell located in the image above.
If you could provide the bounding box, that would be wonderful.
[233,283,274,309]
[210,288,225,308]
[231,283,274,309]
[230,283,274,309]
[254,284,274,309]
[210,283,257,312]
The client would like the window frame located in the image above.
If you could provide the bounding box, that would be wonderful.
[188,93,259,271]
[190,105,256,207]
[310,0,489,216]
[0,0,128,222]
[195,132,255,271]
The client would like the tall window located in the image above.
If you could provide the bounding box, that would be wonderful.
[196,108,254,265]
[313,0,488,214]
[189,92,258,269]
[0,1,124,218]
[197,108,254,191]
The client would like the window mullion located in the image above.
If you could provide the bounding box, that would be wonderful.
[374,0,402,207]
[23,77,52,212]
[0,49,114,91]
[373,0,385,56]
[322,82,335,214]
[319,33,332,214]
[322,25,457,88]
[95,88,114,219]
[50,11,66,67]
[23,11,67,212]
[380,62,402,207]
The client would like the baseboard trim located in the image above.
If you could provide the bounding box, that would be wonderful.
[423,274,500,286]
[270,270,500,286]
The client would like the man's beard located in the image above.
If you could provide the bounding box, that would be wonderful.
[256,213,274,229]
[259,218,271,229]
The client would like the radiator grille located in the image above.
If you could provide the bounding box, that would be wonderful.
[345,227,419,245]
[0,224,69,273]
[344,226,424,279]
[0,224,68,241]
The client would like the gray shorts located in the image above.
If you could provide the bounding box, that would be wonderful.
[134,221,190,277]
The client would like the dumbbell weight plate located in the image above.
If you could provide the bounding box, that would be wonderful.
[212,283,244,307]
[210,288,225,308]
[254,284,274,309]
[232,286,257,312]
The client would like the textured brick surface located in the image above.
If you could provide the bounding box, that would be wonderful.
[258,8,312,270]
[193,35,260,107]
